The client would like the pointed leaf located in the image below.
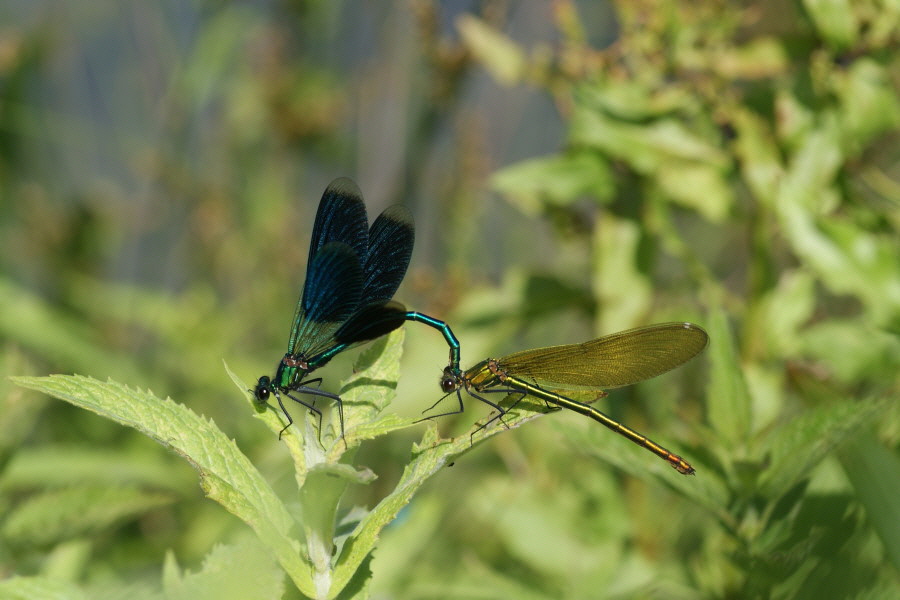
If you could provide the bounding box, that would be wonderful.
[759,398,887,496]
[329,398,546,597]
[11,375,314,597]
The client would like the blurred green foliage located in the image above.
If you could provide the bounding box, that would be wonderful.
[1,1,899,599]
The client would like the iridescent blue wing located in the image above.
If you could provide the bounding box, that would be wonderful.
[287,242,363,357]
[333,300,408,346]
[308,178,369,268]
[303,300,408,370]
[362,204,414,304]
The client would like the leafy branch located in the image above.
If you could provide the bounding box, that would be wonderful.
[10,330,543,599]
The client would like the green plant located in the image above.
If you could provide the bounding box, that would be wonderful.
[7,331,553,599]
[2,1,899,598]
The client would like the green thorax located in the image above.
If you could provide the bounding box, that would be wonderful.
[273,353,312,390]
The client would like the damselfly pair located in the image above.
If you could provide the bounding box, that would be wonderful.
[253,178,708,474]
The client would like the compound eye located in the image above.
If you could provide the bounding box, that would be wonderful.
[439,374,457,393]
[254,377,271,402]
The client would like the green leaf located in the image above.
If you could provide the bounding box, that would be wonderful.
[0,576,88,600]
[231,330,413,471]
[759,398,888,497]
[162,538,285,600]
[456,14,525,85]
[756,270,816,357]
[813,219,900,324]
[799,320,900,384]
[834,59,900,148]
[591,216,652,332]
[0,279,140,383]
[0,446,194,493]
[340,330,406,432]
[706,308,753,451]
[10,374,314,596]
[570,110,729,173]
[838,432,900,572]
[306,332,405,599]
[41,541,92,585]
[732,108,783,204]
[775,177,900,324]
[3,484,174,546]
[232,329,412,599]
[490,152,615,215]
[802,0,858,49]
[655,161,732,222]
[329,398,546,598]
[776,118,843,211]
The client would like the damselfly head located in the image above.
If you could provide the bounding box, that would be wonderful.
[254,376,272,403]
[439,366,461,393]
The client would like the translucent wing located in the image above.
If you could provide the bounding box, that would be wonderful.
[498,322,709,390]
[287,242,363,357]
[304,301,409,370]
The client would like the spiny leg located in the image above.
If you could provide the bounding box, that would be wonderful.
[418,389,466,422]
[283,384,343,439]
[465,388,524,441]
[273,390,322,440]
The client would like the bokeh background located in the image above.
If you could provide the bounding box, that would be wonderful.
[2,1,899,598]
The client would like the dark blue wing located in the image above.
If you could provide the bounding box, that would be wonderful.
[308,178,369,268]
[288,242,363,356]
[333,300,408,346]
[362,204,414,304]
[304,301,409,371]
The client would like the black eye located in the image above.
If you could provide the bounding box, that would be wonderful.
[439,373,457,393]
[254,377,271,402]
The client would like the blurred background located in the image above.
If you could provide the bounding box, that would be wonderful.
[1,1,899,598]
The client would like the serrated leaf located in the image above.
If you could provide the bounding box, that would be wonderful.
[232,329,410,599]
[162,538,285,600]
[233,330,407,463]
[342,413,418,444]
[341,330,405,429]
[329,399,545,597]
[11,374,314,597]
